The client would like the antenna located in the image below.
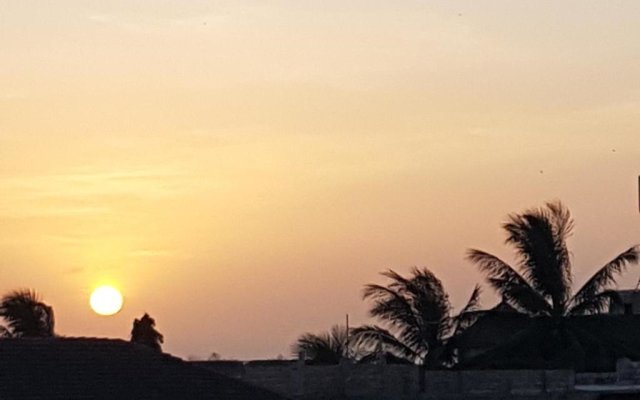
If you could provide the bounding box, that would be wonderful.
[345,313,350,360]
[346,313,349,335]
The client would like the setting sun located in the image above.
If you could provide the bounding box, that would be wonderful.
[90,286,124,316]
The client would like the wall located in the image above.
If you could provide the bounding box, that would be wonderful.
[193,361,589,400]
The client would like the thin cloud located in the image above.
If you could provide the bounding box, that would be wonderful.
[0,166,189,220]
[64,266,86,275]
[87,10,230,33]
[128,249,176,258]
[0,93,28,101]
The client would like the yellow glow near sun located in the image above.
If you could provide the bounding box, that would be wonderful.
[90,285,124,316]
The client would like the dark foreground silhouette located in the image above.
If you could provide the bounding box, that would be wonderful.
[0,337,285,400]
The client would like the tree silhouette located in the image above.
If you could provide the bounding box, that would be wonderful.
[131,313,164,351]
[353,268,481,368]
[292,325,353,364]
[0,289,55,337]
[467,201,639,317]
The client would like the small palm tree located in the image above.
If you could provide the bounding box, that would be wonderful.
[0,289,55,338]
[353,268,481,368]
[467,201,639,316]
[292,325,351,364]
[131,313,164,351]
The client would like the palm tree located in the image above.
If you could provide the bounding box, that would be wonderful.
[131,313,164,351]
[467,201,639,317]
[0,289,55,338]
[292,325,351,364]
[352,268,481,368]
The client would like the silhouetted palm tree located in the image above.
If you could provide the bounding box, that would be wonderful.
[131,313,164,351]
[353,268,481,368]
[0,289,55,337]
[467,201,639,317]
[292,325,352,364]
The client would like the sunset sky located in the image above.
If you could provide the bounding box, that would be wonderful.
[1,1,639,359]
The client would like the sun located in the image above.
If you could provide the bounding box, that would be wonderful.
[90,285,124,316]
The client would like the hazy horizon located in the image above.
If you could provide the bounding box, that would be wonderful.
[1,0,639,360]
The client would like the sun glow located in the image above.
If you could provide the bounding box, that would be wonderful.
[90,286,124,316]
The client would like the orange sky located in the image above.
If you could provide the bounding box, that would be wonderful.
[1,1,640,359]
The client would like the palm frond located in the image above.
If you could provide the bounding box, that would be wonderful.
[568,290,622,315]
[364,268,451,350]
[351,325,421,363]
[502,202,573,313]
[407,268,452,340]
[0,289,54,337]
[546,201,575,240]
[363,282,425,350]
[363,283,422,330]
[547,201,574,284]
[0,325,13,338]
[459,285,482,315]
[467,249,551,315]
[292,325,349,363]
[451,285,482,335]
[570,246,639,312]
[380,269,412,290]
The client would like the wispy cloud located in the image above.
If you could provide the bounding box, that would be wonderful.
[128,249,176,258]
[64,266,86,275]
[87,10,230,34]
[0,93,28,101]
[0,166,188,219]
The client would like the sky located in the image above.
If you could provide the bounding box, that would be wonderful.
[1,0,639,360]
